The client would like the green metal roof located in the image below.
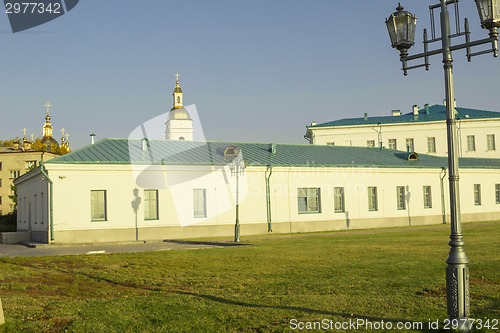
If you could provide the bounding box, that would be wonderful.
[309,104,500,128]
[46,138,500,170]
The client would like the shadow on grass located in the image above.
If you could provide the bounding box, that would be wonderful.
[164,239,253,247]
[175,290,441,333]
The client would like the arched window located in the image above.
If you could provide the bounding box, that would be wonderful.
[177,96,181,103]
[179,137,185,141]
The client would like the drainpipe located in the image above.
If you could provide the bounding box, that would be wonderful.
[39,160,54,241]
[265,165,273,232]
[440,167,447,224]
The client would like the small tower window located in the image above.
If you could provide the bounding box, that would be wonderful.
[177,96,181,103]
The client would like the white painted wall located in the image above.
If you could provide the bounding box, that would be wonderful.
[309,118,500,158]
[15,162,500,243]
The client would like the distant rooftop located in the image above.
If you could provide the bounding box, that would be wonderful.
[45,138,500,170]
[309,104,500,128]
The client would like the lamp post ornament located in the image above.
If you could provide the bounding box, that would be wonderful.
[386,0,499,328]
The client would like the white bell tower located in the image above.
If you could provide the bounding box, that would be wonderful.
[165,74,193,141]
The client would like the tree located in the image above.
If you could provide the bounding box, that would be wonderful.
[8,184,17,212]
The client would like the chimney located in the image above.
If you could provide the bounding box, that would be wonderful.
[90,134,95,145]
[391,110,401,116]
[443,99,457,107]
[141,138,149,152]
[412,105,419,115]
[310,121,317,126]
[425,104,430,115]
[268,143,276,154]
[364,113,368,121]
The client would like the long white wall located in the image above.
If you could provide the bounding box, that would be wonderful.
[15,163,500,243]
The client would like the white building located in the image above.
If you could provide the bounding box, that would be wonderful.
[12,139,500,244]
[305,104,500,158]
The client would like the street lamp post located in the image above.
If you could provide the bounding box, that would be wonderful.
[229,154,246,242]
[386,0,499,326]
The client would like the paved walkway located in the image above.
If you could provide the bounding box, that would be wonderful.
[0,240,245,258]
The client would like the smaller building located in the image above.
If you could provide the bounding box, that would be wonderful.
[0,147,58,215]
[305,104,500,158]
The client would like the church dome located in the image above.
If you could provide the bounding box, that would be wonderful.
[41,136,59,146]
[169,107,191,120]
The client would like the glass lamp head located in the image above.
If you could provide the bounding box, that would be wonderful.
[475,0,500,31]
[386,3,417,57]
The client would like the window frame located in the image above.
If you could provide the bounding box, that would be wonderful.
[193,188,207,218]
[467,135,476,152]
[495,184,500,204]
[297,188,321,214]
[473,184,481,206]
[90,190,107,222]
[388,139,397,150]
[427,137,436,153]
[9,170,21,179]
[367,140,375,148]
[144,189,159,220]
[368,186,378,211]
[423,185,432,209]
[405,138,414,152]
[487,134,496,151]
[334,187,345,213]
[396,186,406,210]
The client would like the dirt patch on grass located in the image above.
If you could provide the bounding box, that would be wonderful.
[416,286,446,297]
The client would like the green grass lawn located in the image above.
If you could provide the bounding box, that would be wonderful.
[0,221,498,332]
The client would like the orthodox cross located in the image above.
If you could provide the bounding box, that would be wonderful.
[23,128,27,137]
[61,128,65,137]
[175,73,180,82]
[44,102,52,115]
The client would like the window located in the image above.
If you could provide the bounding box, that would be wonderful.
[177,96,181,103]
[0,178,2,188]
[0,196,2,205]
[0,162,2,171]
[427,137,436,153]
[193,189,207,218]
[423,186,432,208]
[25,160,37,170]
[9,170,21,179]
[326,142,335,146]
[474,184,481,206]
[388,139,397,150]
[91,190,107,221]
[397,186,406,210]
[467,135,476,152]
[405,138,414,152]
[334,187,345,213]
[496,184,500,204]
[487,134,496,151]
[298,188,321,213]
[368,187,378,211]
[144,190,158,220]
[367,140,375,148]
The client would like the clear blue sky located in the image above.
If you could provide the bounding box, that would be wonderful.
[1,1,499,149]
